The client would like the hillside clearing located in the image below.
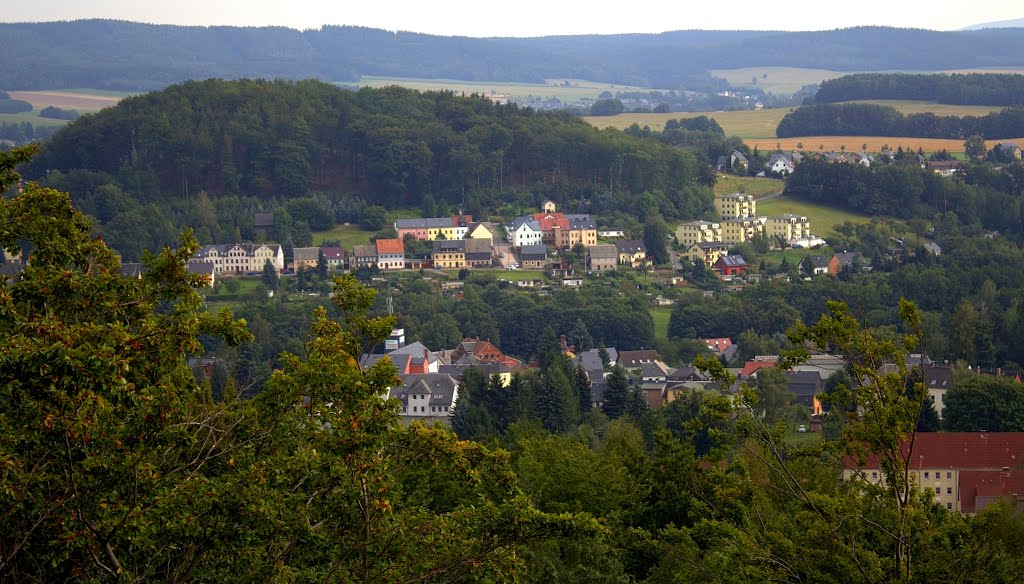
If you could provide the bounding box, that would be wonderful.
[758,196,870,237]
[714,175,783,197]
[711,67,849,96]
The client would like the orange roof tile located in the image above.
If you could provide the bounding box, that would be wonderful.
[376,238,404,254]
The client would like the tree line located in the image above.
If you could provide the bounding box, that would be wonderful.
[815,72,1024,106]
[776,102,1024,139]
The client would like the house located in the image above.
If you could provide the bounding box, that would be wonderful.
[828,251,865,276]
[789,236,827,249]
[787,370,823,408]
[675,220,722,246]
[618,350,663,369]
[700,338,733,354]
[466,222,498,243]
[254,212,274,232]
[587,244,618,272]
[714,255,748,276]
[685,242,730,266]
[739,360,778,379]
[375,238,405,270]
[921,363,952,417]
[448,338,521,371]
[715,193,756,219]
[598,229,625,238]
[319,246,347,270]
[389,374,460,425]
[464,238,493,268]
[615,240,648,268]
[519,244,548,269]
[842,433,1024,513]
[119,262,143,279]
[532,209,598,249]
[292,246,320,271]
[928,160,964,177]
[388,341,441,374]
[352,244,378,269]
[767,152,795,175]
[802,255,830,275]
[432,239,466,269]
[996,142,1022,160]
[186,261,216,287]
[924,242,942,256]
[765,214,811,242]
[395,215,473,241]
[730,150,750,173]
[505,217,543,248]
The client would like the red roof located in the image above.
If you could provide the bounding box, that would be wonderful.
[845,433,1024,471]
[700,338,733,352]
[533,212,569,231]
[740,360,777,377]
[376,238,404,254]
[959,470,1024,514]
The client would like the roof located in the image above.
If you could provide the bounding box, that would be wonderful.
[588,244,618,259]
[432,239,465,253]
[832,252,864,266]
[740,360,778,377]
[700,338,733,352]
[186,261,215,276]
[615,240,647,254]
[464,238,492,256]
[922,364,952,389]
[808,255,830,268]
[353,244,377,257]
[520,244,547,258]
[254,212,274,227]
[507,217,542,232]
[320,246,346,260]
[960,470,1024,514]
[292,247,320,263]
[376,238,405,255]
[119,262,143,278]
[566,214,597,230]
[533,212,570,231]
[694,242,731,251]
[618,350,662,368]
[715,255,748,268]
[848,434,1024,475]
[390,374,459,406]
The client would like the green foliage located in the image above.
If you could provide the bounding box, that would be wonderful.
[943,374,1024,431]
[602,365,629,419]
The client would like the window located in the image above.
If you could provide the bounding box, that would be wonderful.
[872,472,878,480]
[924,472,929,479]
[935,487,941,494]
[947,472,952,479]
[947,503,952,510]
[947,487,952,495]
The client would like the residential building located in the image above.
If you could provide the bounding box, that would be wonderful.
[192,243,284,275]
[684,242,730,266]
[320,246,347,270]
[352,244,378,269]
[615,240,648,267]
[394,215,474,241]
[714,255,748,276]
[675,220,722,246]
[828,251,865,276]
[767,152,796,174]
[715,193,757,219]
[388,341,441,374]
[292,246,320,271]
[448,338,521,370]
[254,213,274,232]
[598,229,626,238]
[375,238,405,270]
[464,238,493,268]
[587,244,618,272]
[803,255,830,275]
[721,217,765,244]
[519,244,548,269]
[467,222,498,243]
[922,363,952,418]
[765,214,811,242]
[996,142,1022,160]
[787,370,824,409]
[531,209,598,249]
[505,217,543,248]
[432,239,466,269]
[842,433,1024,513]
[389,374,459,426]
[618,350,663,369]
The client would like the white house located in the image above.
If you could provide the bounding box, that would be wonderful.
[506,217,543,248]
[193,243,284,274]
[389,374,460,426]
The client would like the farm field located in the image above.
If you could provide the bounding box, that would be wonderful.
[713,175,783,197]
[757,196,869,238]
[6,90,128,112]
[710,67,849,96]
[0,110,72,128]
[354,76,654,102]
[586,109,787,138]
[742,136,1024,154]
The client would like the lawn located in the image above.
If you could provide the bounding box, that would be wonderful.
[492,269,547,282]
[714,175,783,198]
[354,76,654,102]
[650,307,672,340]
[312,224,373,248]
[758,196,869,238]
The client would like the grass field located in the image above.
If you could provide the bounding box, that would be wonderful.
[713,175,783,197]
[312,224,374,248]
[650,307,672,339]
[354,76,653,102]
[492,269,547,282]
[711,67,849,96]
[586,109,788,138]
[758,197,869,237]
[0,110,72,128]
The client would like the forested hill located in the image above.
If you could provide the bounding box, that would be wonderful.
[27,78,710,214]
[815,73,1024,106]
[5,21,1024,90]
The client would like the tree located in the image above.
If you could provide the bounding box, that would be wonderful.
[602,365,629,419]
[965,134,987,159]
[643,216,670,265]
[570,317,594,352]
[575,365,593,413]
[753,366,794,423]
[598,347,611,368]
[317,247,328,280]
[261,258,278,294]
[590,99,625,116]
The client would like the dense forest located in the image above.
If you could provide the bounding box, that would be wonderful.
[5,22,1024,90]
[815,72,1024,106]
[27,79,712,259]
[776,102,1024,139]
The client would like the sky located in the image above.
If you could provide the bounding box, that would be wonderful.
[3,1,1023,37]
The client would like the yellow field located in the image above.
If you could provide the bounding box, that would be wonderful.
[6,90,125,112]
[586,109,789,138]
[355,76,655,102]
[847,100,1003,117]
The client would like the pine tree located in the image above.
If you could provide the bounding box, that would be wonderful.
[625,387,649,420]
[261,258,279,293]
[536,325,562,370]
[602,365,629,419]
[570,317,594,352]
[317,247,328,280]
[536,366,577,433]
[575,365,593,413]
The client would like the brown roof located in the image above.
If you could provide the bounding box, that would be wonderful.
[618,350,662,368]
[320,246,346,260]
[376,238,405,254]
[959,470,1024,514]
[847,433,1024,471]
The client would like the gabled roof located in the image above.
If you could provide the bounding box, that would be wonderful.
[432,239,465,253]
[353,244,377,257]
[119,262,143,278]
[390,373,460,406]
[507,217,542,232]
[615,240,647,254]
[693,241,730,251]
[959,470,1024,514]
[186,262,215,276]
[808,255,830,268]
[292,247,320,263]
[320,246,346,260]
[832,251,864,266]
[588,244,618,259]
[740,360,777,377]
[533,212,570,231]
[848,433,1024,473]
[715,255,747,268]
[254,212,274,227]
[463,238,492,256]
[618,350,662,368]
[376,238,405,255]
[520,244,547,258]
[566,214,597,230]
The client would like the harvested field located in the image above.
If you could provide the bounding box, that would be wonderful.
[743,136,1024,154]
[6,90,124,112]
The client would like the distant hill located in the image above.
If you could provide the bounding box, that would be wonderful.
[5,21,1024,91]
[961,18,1024,30]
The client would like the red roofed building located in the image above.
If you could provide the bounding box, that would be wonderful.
[843,432,1024,512]
[700,338,733,354]
[740,360,777,378]
[375,238,405,270]
[959,470,1024,514]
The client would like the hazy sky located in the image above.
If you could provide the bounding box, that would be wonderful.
[4,1,1022,37]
